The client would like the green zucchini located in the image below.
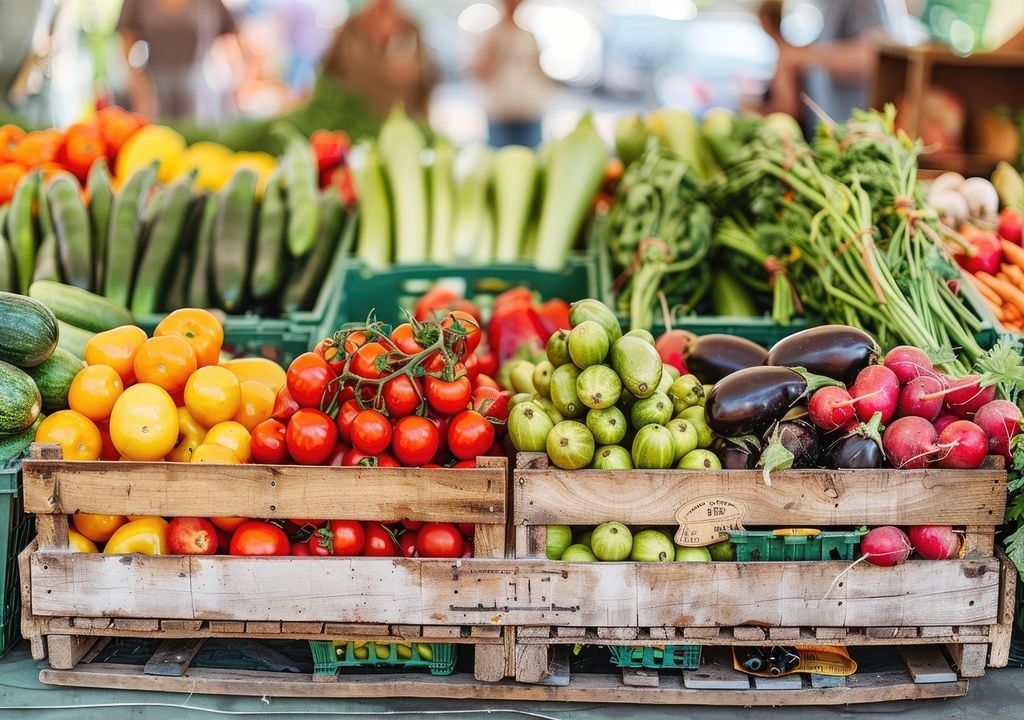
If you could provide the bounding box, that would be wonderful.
[187,195,218,308]
[163,195,207,312]
[48,171,93,290]
[213,168,258,312]
[56,320,95,360]
[275,124,319,257]
[0,415,42,463]
[0,291,58,367]
[131,172,195,315]
[104,163,157,306]
[283,190,344,312]
[33,179,61,283]
[250,168,286,300]
[25,346,83,412]
[0,205,14,292]
[0,359,42,434]
[86,159,114,291]
[8,171,39,294]
[29,279,133,333]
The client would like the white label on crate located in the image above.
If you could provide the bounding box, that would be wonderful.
[674,496,746,547]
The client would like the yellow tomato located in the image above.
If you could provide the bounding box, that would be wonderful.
[68,365,124,422]
[103,517,168,555]
[232,381,275,431]
[133,335,197,394]
[191,443,241,464]
[204,421,251,463]
[109,383,179,461]
[154,308,224,368]
[231,151,276,196]
[220,358,286,394]
[36,411,102,460]
[68,530,99,553]
[116,124,186,183]
[185,365,241,427]
[166,407,207,462]
[72,513,127,542]
[84,325,148,386]
[180,141,234,191]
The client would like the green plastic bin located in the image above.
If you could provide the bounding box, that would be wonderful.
[729,529,866,562]
[309,640,456,677]
[608,645,701,670]
[0,459,32,658]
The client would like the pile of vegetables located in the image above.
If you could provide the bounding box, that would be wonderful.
[545,520,728,564]
[351,108,607,270]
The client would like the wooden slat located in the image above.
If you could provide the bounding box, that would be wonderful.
[18,542,45,660]
[988,551,1016,668]
[514,465,1005,527]
[245,622,281,634]
[900,646,958,683]
[144,639,205,677]
[963,527,996,557]
[160,621,202,632]
[23,456,506,524]
[47,635,98,670]
[622,668,660,688]
[473,643,507,682]
[208,621,245,633]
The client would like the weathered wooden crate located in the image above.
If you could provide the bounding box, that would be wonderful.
[509,452,1014,698]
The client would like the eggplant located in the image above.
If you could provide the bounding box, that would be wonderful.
[766,325,879,385]
[684,334,768,385]
[827,411,885,469]
[704,366,810,437]
[712,436,760,469]
[773,419,820,468]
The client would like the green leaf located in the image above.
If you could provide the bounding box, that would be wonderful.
[1004,524,1024,579]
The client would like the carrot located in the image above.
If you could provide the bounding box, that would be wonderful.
[977,272,1024,315]
[967,272,1004,307]
[1004,263,1024,287]
[997,272,1011,283]
[991,304,1006,321]
[1002,240,1024,267]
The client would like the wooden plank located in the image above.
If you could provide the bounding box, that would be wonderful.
[471,626,501,639]
[208,621,245,633]
[866,627,918,639]
[754,675,803,690]
[647,627,674,640]
[683,627,721,640]
[988,551,1016,668]
[159,620,203,632]
[38,664,971,704]
[473,643,507,682]
[322,624,390,637]
[555,627,586,638]
[622,668,660,688]
[78,637,111,665]
[34,513,68,552]
[517,627,552,638]
[46,635,98,670]
[514,465,1005,527]
[963,527,995,557]
[22,456,506,524]
[473,455,508,559]
[947,643,988,678]
[514,644,550,683]
[732,627,768,641]
[769,628,800,641]
[245,622,281,634]
[815,628,848,640]
[810,674,846,689]
[683,650,750,690]
[281,622,323,634]
[900,646,959,683]
[143,639,205,677]
[18,542,45,660]
[597,627,638,641]
[920,626,955,638]
[418,626,463,639]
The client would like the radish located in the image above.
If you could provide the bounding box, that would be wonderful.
[934,413,958,433]
[883,416,939,468]
[973,399,1022,461]
[897,376,945,421]
[953,230,1001,275]
[808,386,857,432]
[936,420,988,469]
[883,346,940,384]
[861,526,913,567]
[920,375,997,418]
[656,329,694,374]
[999,207,1023,245]
[909,525,961,560]
[849,365,900,423]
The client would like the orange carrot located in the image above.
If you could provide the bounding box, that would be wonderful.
[967,272,1004,307]
[977,272,1024,315]
[1004,263,1024,287]
[1002,240,1024,267]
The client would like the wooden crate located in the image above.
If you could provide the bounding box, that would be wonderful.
[509,452,1013,697]
[19,444,513,683]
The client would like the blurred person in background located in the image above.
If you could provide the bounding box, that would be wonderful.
[321,0,434,120]
[472,0,549,147]
[768,0,888,131]
[117,0,244,121]
[754,0,791,114]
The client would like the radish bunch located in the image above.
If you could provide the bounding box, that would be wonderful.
[860,525,962,567]
[807,345,1022,469]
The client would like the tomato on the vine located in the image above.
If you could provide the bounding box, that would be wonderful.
[351,409,392,454]
[321,520,365,556]
[442,311,482,356]
[287,353,335,408]
[417,523,464,558]
[363,522,398,556]
[305,532,333,556]
[424,375,471,416]
[391,416,440,466]
[351,342,390,379]
[286,409,338,465]
[426,413,449,455]
[448,410,495,460]
[383,375,421,417]
[335,398,362,444]
[451,459,477,468]
[251,419,290,464]
[342,331,367,355]
[314,337,345,375]
[390,323,426,355]
[229,520,290,556]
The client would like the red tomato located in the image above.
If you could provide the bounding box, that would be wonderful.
[417,523,464,558]
[383,375,421,417]
[363,522,398,556]
[326,442,351,466]
[462,538,475,557]
[448,410,495,460]
[390,323,427,355]
[462,351,480,379]
[391,416,440,466]
[342,331,367,355]
[458,523,475,536]
[166,517,219,555]
[475,350,498,378]
[451,460,477,468]
[399,530,419,557]
[229,520,290,556]
[427,413,449,456]
[473,374,500,391]
[272,386,300,422]
[401,520,425,531]
[313,337,345,375]
[442,310,482,356]
[351,342,390,379]
[291,541,312,556]
[286,353,335,408]
[343,449,400,467]
[536,298,571,339]
[472,387,509,424]
[286,409,338,465]
[335,398,362,444]
[290,518,325,529]
[413,286,481,323]
[424,375,471,416]
[210,517,247,532]
[350,409,392,454]
[325,520,365,556]
[251,419,290,464]
[306,532,332,556]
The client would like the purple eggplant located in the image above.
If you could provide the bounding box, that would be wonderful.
[766,325,879,385]
[827,412,885,469]
[772,419,820,468]
[704,366,840,437]
[683,334,768,385]
[713,436,761,469]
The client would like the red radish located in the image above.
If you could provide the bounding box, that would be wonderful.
[897,376,945,421]
[953,231,1001,275]
[849,365,900,423]
[883,346,940,384]
[909,525,961,560]
[808,386,857,431]
[656,330,695,374]
[999,207,1023,244]
[861,526,913,567]
[973,399,1022,461]
[920,375,997,418]
[934,413,958,433]
[936,420,988,469]
[883,416,939,468]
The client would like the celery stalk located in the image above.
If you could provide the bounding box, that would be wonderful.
[377,106,428,263]
[428,137,455,262]
[451,145,494,262]
[348,141,391,270]
[493,145,537,262]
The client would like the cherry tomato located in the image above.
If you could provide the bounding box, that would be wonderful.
[351,342,390,379]
[399,531,419,557]
[286,353,334,408]
[272,386,300,422]
[350,409,392,454]
[229,520,290,556]
[401,520,425,531]
[326,442,351,466]
[427,413,449,456]
[458,523,475,536]
[462,539,475,558]
[291,541,312,556]
[342,331,367,355]
[324,520,365,556]
[417,523,464,558]
[251,419,290,464]
[343,449,400,467]
[424,375,471,416]
[363,522,398,556]
[391,416,440,467]
[313,337,345,375]
[448,410,495,460]
[286,409,338,465]
[383,375,421,417]
[442,311,482,356]
[306,532,333,556]
[390,323,426,355]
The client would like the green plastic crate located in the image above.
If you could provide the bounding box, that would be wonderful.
[0,459,32,658]
[729,530,865,562]
[608,645,701,670]
[309,640,455,677]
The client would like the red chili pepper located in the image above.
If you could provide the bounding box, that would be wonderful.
[487,303,547,363]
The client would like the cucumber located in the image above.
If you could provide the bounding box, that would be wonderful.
[163,195,207,312]
[48,171,93,290]
[8,171,39,294]
[0,359,42,434]
[29,280,133,333]
[25,346,83,412]
[187,195,218,308]
[283,190,344,312]
[86,159,114,291]
[0,237,14,294]
[104,163,157,306]
[250,168,286,301]
[33,180,61,283]
[56,320,95,360]
[275,125,319,257]
[0,291,58,367]
[0,415,42,463]
[131,172,195,315]
[213,168,258,312]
